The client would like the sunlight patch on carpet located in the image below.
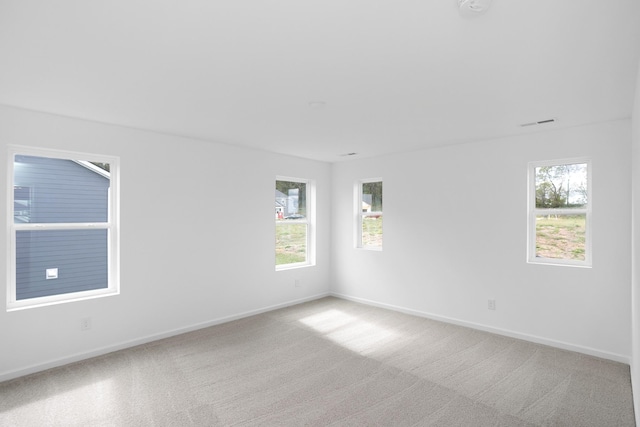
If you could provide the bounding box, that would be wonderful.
[299,309,398,355]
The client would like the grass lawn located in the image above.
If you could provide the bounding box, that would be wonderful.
[275,216,384,265]
[362,216,383,248]
[276,215,581,263]
[535,215,586,260]
[276,222,307,265]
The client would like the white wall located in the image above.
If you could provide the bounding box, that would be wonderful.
[332,120,632,361]
[0,106,332,380]
[0,104,633,381]
[631,62,640,425]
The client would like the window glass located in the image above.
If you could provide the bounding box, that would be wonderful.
[535,164,587,209]
[14,155,109,223]
[535,214,586,261]
[14,186,32,223]
[361,216,383,248]
[16,229,108,300]
[8,147,119,310]
[275,223,307,265]
[276,179,310,268]
[529,161,590,266]
[362,182,383,212]
[359,180,383,249]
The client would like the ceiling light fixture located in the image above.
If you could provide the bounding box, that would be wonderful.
[457,0,492,16]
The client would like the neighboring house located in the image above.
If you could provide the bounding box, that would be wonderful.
[285,188,300,216]
[275,188,302,218]
[13,156,110,300]
[362,194,372,213]
[275,189,287,218]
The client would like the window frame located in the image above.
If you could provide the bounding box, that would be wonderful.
[356,178,383,251]
[7,145,120,310]
[275,176,315,271]
[527,158,591,267]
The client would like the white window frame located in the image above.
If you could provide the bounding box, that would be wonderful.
[356,178,383,250]
[7,145,120,310]
[275,176,315,271]
[527,158,591,267]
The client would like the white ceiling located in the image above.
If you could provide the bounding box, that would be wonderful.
[1,1,639,163]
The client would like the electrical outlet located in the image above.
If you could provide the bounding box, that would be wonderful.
[488,299,496,310]
[80,317,92,331]
[294,279,301,288]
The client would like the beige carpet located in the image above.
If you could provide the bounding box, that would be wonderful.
[0,297,635,426]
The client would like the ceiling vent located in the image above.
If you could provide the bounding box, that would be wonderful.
[520,118,557,127]
[457,0,492,16]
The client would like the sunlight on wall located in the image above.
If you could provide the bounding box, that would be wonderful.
[299,309,398,355]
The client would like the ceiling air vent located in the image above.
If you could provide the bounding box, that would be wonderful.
[520,118,556,127]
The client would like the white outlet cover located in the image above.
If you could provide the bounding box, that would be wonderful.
[46,268,58,279]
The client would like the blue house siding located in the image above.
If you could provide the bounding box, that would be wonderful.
[16,230,108,300]
[14,155,110,300]
[14,155,108,224]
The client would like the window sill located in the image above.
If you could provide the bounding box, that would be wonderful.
[275,262,314,272]
[527,259,591,269]
[7,288,119,312]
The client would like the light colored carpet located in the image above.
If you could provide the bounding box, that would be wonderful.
[0,297,635,426]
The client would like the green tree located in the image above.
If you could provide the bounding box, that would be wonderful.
[535,166,567,208]
[535,180,566,208]
[535,164,587,209]
[363,181,383,211]
[90,162,110,172]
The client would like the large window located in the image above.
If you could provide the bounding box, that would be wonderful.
[528,159,591,267]
[7,146,120,310]
[275,177,314,269]
[357,179,383,250]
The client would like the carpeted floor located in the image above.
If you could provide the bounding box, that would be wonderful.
[0,297,635,426]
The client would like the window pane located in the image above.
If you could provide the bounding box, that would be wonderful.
[535,214,586,261]
[362,214,383,248]
[362,182,383,212]
[275,223,307,265]
[275,180,306,219]
[14,155,110,223]
[16,229,108,300]
[14,186,32,223]
[535,163,587,209]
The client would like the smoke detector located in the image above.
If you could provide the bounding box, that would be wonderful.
[458,0,492,16]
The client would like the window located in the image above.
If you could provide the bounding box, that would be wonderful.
[357,179,383,250]
[528,159,591,267]
[275,177,314,269]
[7,146,120,310]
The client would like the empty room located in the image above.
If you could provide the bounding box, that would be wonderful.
[2,0,640,425]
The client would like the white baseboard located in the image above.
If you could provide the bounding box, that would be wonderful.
[0,292,330,383]
[2,291,628,383]
[330,292,631,365]
[632,368,640,426]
